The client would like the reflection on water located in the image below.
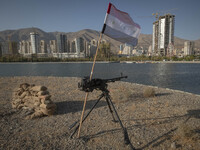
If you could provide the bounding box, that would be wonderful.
[152,63,174,87]
[0,63,200,95]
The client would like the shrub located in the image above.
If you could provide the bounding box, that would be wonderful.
[143,87,155,98]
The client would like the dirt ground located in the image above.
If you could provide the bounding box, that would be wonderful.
[0,76,200,150]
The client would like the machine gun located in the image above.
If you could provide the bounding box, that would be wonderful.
[78,75,128,92]
[70,74,135,149]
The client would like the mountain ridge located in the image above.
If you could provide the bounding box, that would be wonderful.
[0,27,199,52]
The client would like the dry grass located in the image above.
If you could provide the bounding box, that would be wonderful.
[172,124,200,149]
[143,87,155,98]
[109,85,133,103]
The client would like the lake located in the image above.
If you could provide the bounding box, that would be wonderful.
[0,62,200,95]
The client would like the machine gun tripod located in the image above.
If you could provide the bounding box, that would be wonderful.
[69,75,135,149]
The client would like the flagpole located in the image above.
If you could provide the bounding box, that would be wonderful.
[77,32,103,138]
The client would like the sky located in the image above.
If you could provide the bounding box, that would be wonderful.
[0,0,200,40]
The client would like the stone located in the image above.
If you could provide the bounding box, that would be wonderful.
[171,142,177,149]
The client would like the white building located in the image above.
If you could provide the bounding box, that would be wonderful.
[152,14,175,56]
[39,40,47,53]
[122,43,133,55]
[184,41,195,56]
[19,40,32,54]
[30,32,39,54]
[49,40,57,53]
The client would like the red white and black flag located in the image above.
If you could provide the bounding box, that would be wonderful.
[102,3,141,46]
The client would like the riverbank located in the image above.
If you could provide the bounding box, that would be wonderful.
[1,60,200,64]
[120,61,200,64]
[0,77,200,149]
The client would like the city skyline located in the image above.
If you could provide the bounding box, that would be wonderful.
[0,0,200,41]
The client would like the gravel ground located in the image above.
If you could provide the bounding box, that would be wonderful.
[0,76,200,150]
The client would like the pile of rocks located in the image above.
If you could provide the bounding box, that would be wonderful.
[12,83,56,119]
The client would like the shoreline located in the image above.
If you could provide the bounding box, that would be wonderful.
[1,60,200,64]
[1,76,200,149]
[1,76,200,96]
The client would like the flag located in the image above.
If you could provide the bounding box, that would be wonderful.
[102,3,141,46]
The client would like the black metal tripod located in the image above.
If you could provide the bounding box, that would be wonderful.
[69,88,134,149]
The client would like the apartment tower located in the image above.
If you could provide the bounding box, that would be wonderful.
[152,14,175,56]
[30,32,39,54]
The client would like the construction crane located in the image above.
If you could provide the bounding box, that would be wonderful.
[152,12,160,20]
[152,8,178,21]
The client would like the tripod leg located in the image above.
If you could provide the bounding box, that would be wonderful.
[106,96,133,147]
[105,96,118,122]
[70,94,104,138]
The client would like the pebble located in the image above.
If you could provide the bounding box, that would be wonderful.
[171,142,177,149]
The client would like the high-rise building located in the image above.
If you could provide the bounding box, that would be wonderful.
[9,41,18,55]
[19,40,32,54]
[120,44,124,51]
[71,41,76,53]
[75,37,85,54]
[67,40,71,53]
[19,41,25,54]
[184,41,195,56]
[39,40,47,53]
[49,40,57,53]
[30,32,39,54]
[148,45,152,56]
[152,14,175,56]
[56,34,67,53]
[91,39,98,46]
[0,43,2,57]
[90,39,98,56]
[122,43,133,55]
[85,42,91,57]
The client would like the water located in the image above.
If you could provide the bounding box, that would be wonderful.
[0,62,200,95]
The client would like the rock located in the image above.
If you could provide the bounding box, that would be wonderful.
[171,142,177,149]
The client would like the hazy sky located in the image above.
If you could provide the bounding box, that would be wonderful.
[0,0,200,40]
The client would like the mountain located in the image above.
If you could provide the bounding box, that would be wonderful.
[194,39,200,49]
[0,27,199,53]
[0,28,55,42]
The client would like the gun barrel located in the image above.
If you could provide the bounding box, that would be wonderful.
[106,75,128,83]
